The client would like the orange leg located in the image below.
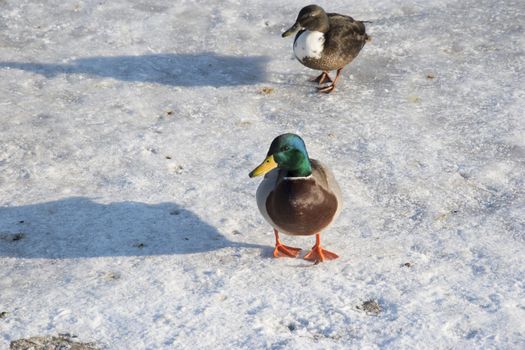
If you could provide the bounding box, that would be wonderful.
[304,233,339,263]
[273,229,301,258]
[310,71,332,85]
[318,67,344,93]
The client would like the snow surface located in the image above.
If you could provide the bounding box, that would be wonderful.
[1,0,524,349]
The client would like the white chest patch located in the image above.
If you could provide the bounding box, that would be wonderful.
[293,30,325,61]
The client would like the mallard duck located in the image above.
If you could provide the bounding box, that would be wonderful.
[249,133,342,263]
[282,4,369,93]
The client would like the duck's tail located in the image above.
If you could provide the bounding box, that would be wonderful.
[360,20,372,42]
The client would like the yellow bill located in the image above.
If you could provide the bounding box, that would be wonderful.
[249,155,278,178]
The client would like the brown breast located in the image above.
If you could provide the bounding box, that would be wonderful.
[266,176,338,236]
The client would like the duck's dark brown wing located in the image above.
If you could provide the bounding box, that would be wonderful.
[324,13,369,63]
[327,13,367,36]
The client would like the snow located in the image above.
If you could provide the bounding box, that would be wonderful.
[0,0,524,348]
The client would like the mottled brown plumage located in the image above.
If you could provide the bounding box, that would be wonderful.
[256,158,342,237]
[266,160,338,236]
[250,134,342,263]
[283,5,369,93]
[298,14,368,71]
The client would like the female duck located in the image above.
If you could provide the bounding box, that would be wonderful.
[249,134,342,263]
[282,5,369,93]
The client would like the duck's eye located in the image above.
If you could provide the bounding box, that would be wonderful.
[282,146,290,151]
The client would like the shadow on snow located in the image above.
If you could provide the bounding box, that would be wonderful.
[0,197,263,259]
[0,53,269,87]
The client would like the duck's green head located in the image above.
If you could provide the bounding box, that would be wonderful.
[282,5,329,37]
[249,133,312,178]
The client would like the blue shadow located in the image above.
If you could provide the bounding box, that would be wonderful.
[0,197,264,259]
[0,53,270,87]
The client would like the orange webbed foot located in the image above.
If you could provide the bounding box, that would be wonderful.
[273,243,302,258]
[272,229,301,258]
[317,84,336,93]
[303,233,339,264]
[310,72,332,85]
[304,247,339,263]
[316,67,343,94]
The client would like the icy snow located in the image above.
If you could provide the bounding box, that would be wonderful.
[0,0,524,349]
